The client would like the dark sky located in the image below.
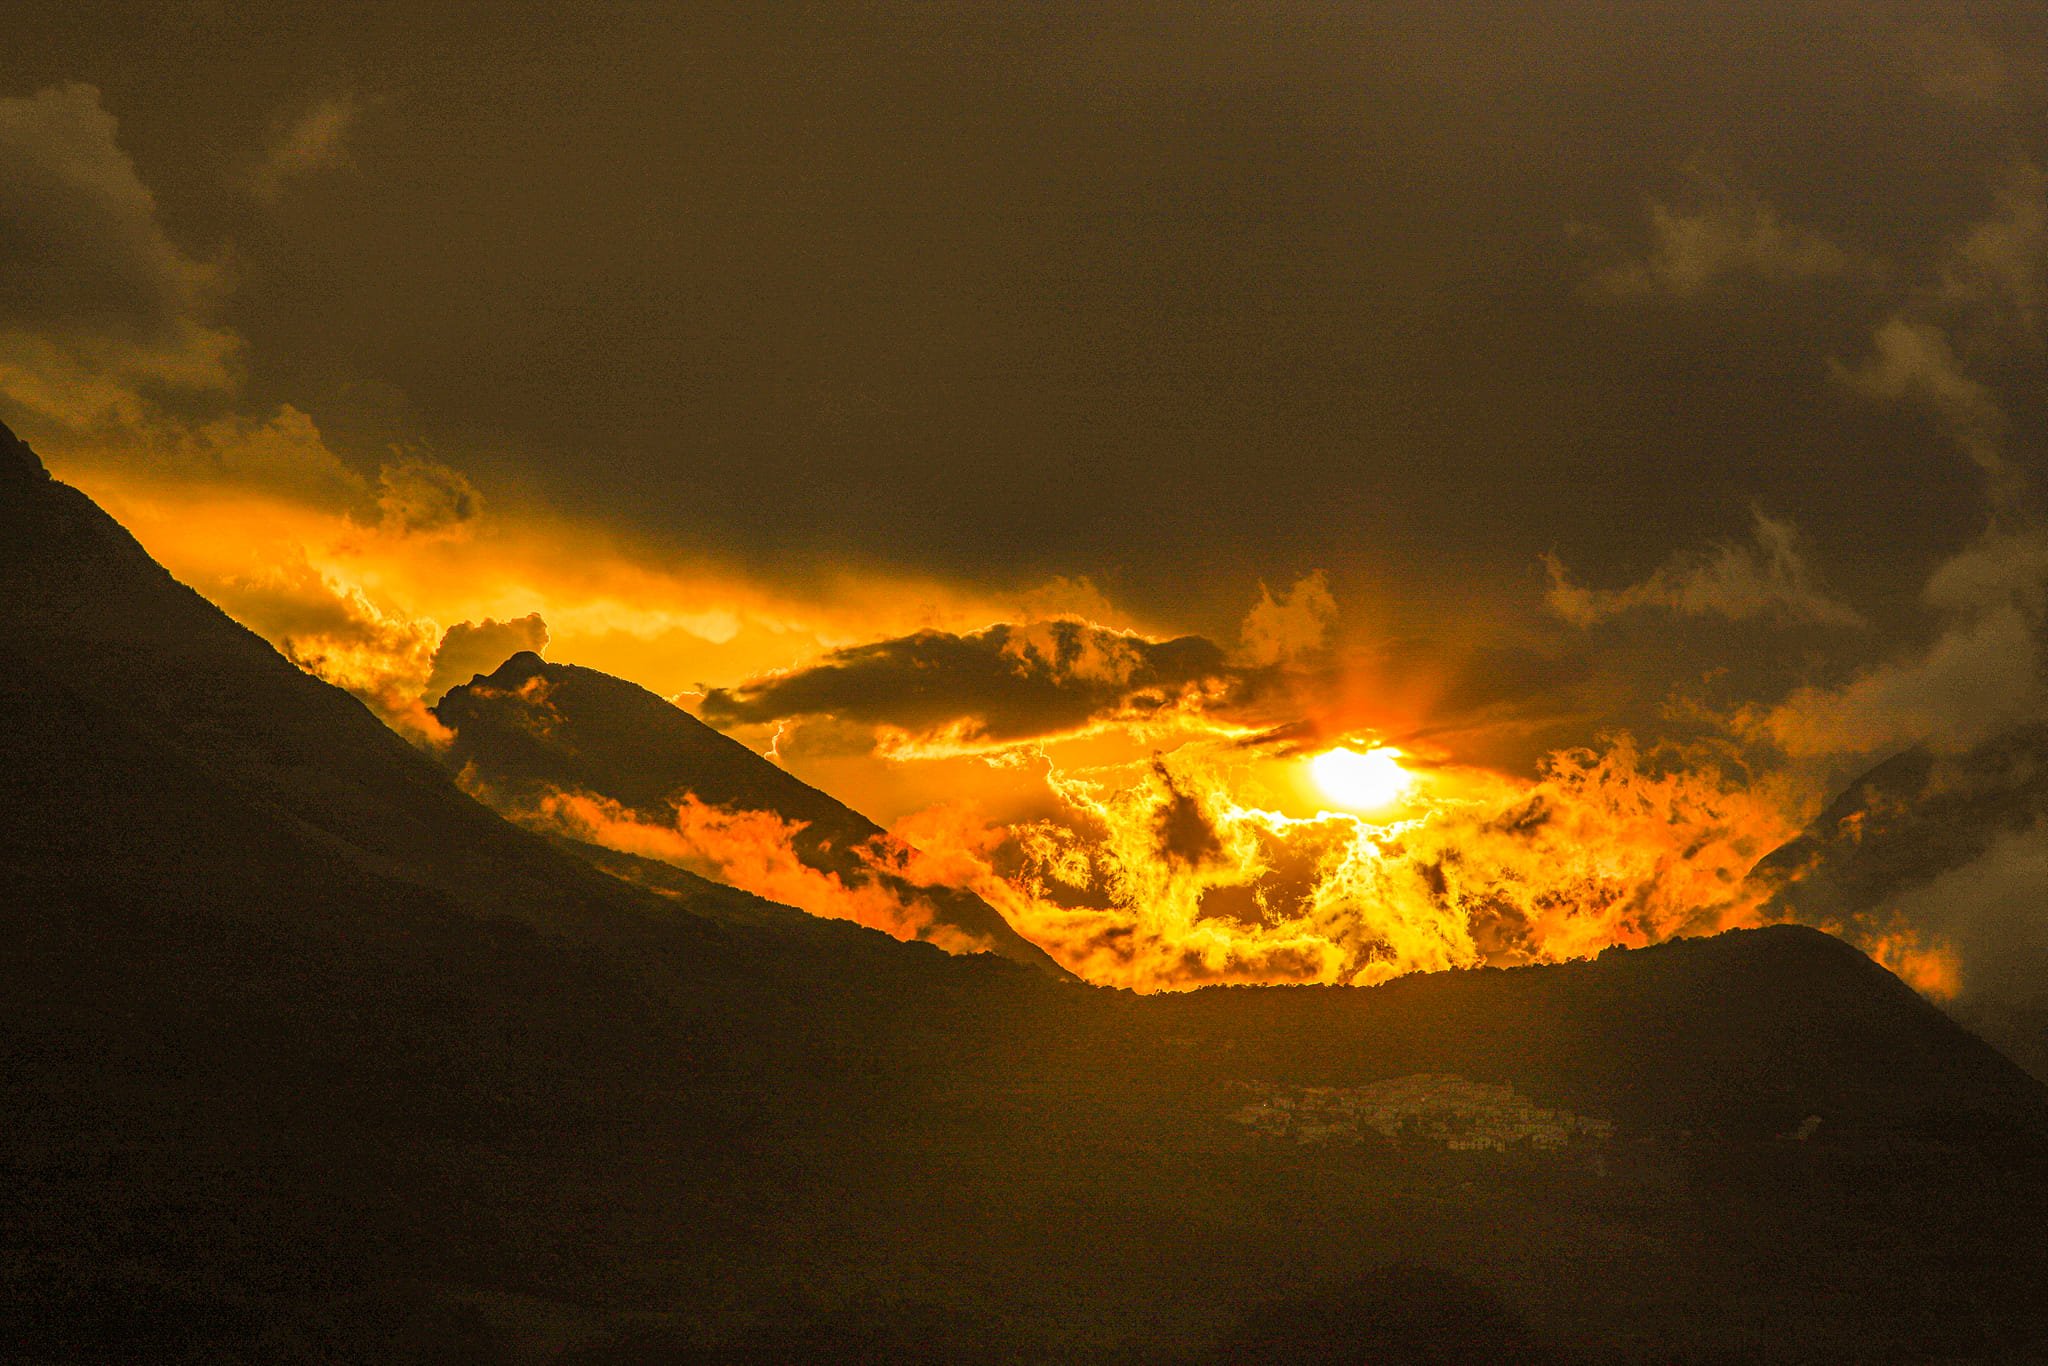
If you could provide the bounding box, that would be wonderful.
[3,1,2046,771]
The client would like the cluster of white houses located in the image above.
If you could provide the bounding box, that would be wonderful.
[1231,1073,1613,1151]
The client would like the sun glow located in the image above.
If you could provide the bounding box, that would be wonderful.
[1310,746,1414,811]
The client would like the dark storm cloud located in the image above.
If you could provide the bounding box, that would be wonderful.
[7,0,2038,641]
[3,1,2045,762]
[701,619,1265,747]
[0,79,474,519]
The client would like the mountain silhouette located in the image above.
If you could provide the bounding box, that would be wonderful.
[1749,724,2048,926]
[434,651,1073,977]
[1750,725,2048,1082]
[7,417,2048,1363]
[0,421,811,946]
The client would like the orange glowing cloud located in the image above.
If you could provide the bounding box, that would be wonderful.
[50,452,1152,739]
[534,788,995,956]
[1865,930,1963,1000]
[860,735,1804,993]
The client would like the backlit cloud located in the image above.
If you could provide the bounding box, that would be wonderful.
[376,458,482,538]
[424,613,549,703]
[864,736,1799,991]
[1239,571,1338,666]
[701,618,1268,754]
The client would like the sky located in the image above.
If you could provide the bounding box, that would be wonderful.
[3,2,2046,991]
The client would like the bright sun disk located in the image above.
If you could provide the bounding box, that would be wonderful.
[1311,746,1413,811]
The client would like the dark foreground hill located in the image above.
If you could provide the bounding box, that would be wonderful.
[434,651,1072,977]
[6,420,2048,1364]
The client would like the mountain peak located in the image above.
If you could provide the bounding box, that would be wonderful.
[1,418,51,488]
[435,656,1079,978]
[480,649,550,686]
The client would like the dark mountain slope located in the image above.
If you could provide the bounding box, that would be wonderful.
[7,420,2048,1362]
[1749,724,2048,927]
[0,424,720,941]
[1748,726,2048,1082]
[434,651,1071,976]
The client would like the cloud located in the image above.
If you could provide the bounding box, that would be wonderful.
[0,82,237,428]
[0,82,395,518]
[1832,316,2010,477]
[1936,158,2046,345]
[1544,509,1861,629]
[0,82,488,531]
[423,614,549,703]
[1752,527,2048,758]
[1240,571,1337,666]
[534,788,993,955]
[1831,160,2045,497]
[1880,824,2048,1004]
[1594,163,1859,298]
[62,458,1169,761]
[1773,161,2048,761]
[700,617,1270,754]
[180,404,365,505]
[247,94,358,204]
[205,546,441,709]
[1758,604,2038,758]
[375,457,482,537]
[869,736,1796,991]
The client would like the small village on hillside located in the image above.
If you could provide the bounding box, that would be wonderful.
[1231,1074,1614,1151]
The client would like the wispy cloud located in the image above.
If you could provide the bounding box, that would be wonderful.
[1831,158,2045,501]
[1593,162,1862,298]
[1545,509,1861,630]
[1751,526,2048,758]
[246,94,358,204]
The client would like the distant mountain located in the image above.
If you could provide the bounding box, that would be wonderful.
[8,418,2048,1363]
[1749,724,2048,925]
[1749,725,2048,1081]
[434,651,1073,978]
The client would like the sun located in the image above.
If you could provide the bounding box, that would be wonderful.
[1310,746,1414,811]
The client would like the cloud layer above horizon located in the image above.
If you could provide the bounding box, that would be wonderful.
[3,5,2047,1005]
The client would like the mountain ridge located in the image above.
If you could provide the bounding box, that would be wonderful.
[434,649,1074,977]
[1748,723,2048,1082]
